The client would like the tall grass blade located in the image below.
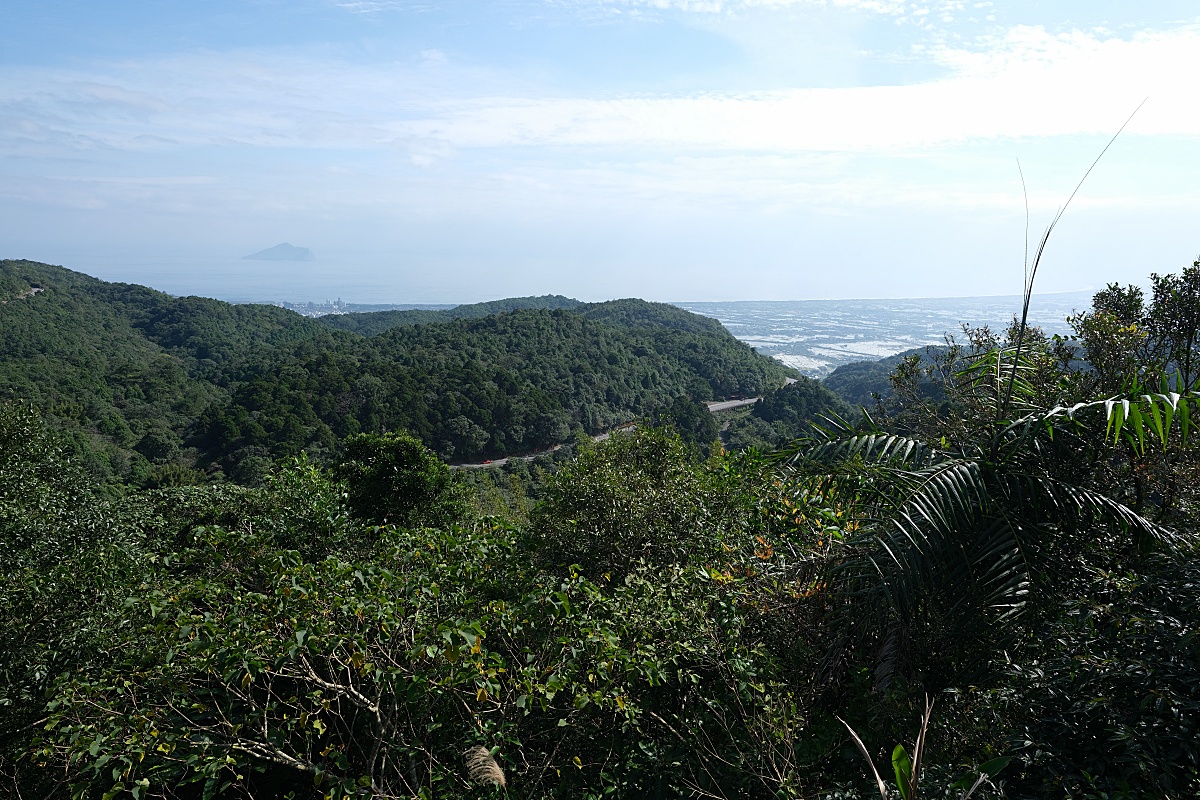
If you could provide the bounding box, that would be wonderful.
[999,99,1148,421]
[838,717,890,800]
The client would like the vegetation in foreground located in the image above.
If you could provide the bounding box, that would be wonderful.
[1,260,1199,799]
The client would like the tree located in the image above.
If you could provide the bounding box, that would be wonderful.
[530,427,736,579]
[651,394,720,453]
[1148,258,1200,390]
[1069,282,1158,394]
[335,431,468,528]
[0,404,147,796]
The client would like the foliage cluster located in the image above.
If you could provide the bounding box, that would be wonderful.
[2,415,852,798]
[3,260,1200,799]
[722,379,851,451]
[200,301,783,472]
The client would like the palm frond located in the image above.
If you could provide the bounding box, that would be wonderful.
[774,355,1186,687]
[826,453,1027,625]
[992,400,1104,461]
[781,433,945,472]
[992,471,1177,548]
[1105,389,1199,452]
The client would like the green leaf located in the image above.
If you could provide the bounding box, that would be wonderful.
[1129,404,1146,453]
[1179,397,1192,446]
[1163,399,1176,445]
[892,744,913,800]
[977,756,1011,777]
[1144,396,1165,446]
[1104,398,1119,440]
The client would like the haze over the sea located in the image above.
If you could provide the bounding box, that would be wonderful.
[4,1,1200,302]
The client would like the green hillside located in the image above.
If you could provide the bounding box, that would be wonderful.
[722,377,852,450]
[822,345,952,407]
[0,260,790,483]
[822,350,915,407]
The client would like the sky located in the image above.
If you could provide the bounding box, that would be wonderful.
[2,0,1199,303]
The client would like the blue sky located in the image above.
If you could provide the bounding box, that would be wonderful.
[2,0,1199,302]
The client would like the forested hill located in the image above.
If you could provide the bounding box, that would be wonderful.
[822,348,924,407]
[0,259,339,365]
[318,294,581,335]
[580,298,729,334]
[324,295,729,339]
[0,259,790,484]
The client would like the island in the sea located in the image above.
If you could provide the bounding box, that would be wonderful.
[241,242,315,261]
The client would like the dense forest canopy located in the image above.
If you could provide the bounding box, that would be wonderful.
[722,378,852,451]
[317,295,582,336]
[0,260,792,485]
[2,256,1200,799]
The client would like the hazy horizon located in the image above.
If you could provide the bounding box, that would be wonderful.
[4,2,1199,301]
[5,254,1104,308]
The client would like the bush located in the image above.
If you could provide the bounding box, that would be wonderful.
[335,431,469,528]
[530,427,738,579]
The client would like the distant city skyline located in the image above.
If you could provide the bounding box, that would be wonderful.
[3,1,1199,302]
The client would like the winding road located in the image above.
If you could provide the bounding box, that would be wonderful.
[704,397,761,413]
[455,388,785,470]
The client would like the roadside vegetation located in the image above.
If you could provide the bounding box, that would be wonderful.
[2,255,1198,797]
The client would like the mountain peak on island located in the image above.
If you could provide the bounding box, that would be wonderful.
[242,243,315,262]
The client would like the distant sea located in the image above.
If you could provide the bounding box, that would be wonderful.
[675,293,1093,378]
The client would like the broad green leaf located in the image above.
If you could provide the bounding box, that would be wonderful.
[1163,399,1176,446]
[1129,405,1146,453]
[892,743,913,800]
[1104,399,1119,440]
[978,756,1011,777]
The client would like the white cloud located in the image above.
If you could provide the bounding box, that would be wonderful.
[562,0,988,28]
[5,3,1200,302]
[574,0,911,14]
[2,20,1198,233]
[388,24,1199,151]
[5,23,1195,163]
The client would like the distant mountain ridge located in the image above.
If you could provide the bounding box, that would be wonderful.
[317,295,731,338]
